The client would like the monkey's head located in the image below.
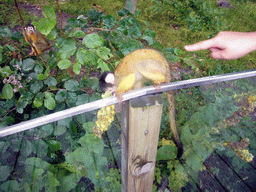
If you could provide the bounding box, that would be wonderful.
[99,71,115,93]
[25,24,36,35]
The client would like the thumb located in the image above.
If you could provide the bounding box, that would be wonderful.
[185,39,215,51]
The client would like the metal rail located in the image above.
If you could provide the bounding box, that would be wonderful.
[1,70,256,138]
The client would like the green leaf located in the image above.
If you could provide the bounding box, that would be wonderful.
[10,31,23,41]
[22,58,36,71]
[47,28,58,40]
[128,25,141,38]
[2,116,14,124]
[34,64,44,73]
[86,78,100,90]
[30,81,43,94]
[34,18,55,36]
[67,18,80,27]
[53,125,67,136]
[42,6,56,20]
[76,94,89,105]
[82,34,104,48]
[33,92,44,108]
[141,35,153,45]
[78,134,104,154]
[4,44,16,52]
[55,90,67,103]
[55,37,67,48]
[64,80,79,92]
[57,44,76,59]
[17,100,29,114]
[44,77,57,87]
[97,58,110,71]
[38,124,54,137]
[134,9,140,17]
[186,153,202,171]
[25,157,52,172]
[66,147,94,165]
[1,180,20,191]
[60,173,81,191]
[0,66,13,77]
[57,59,71,69]
[120,39,143,55]
[44,95,56,110]
[73,30,85,38]
[10,138,22,152]
[47,140,61,151]
[0,165,11,181]
[66,92,77,107]
[76,48,97,66]
[45,171,60,191]
[141,29,156,45]
[0,141,9,154]
[38,73,47,80]
[96,47,113,60]
[0,26,11,37]
[156,145,176,160]
[126,0,133,11]
[117,8,131,17]
[118,18,130,28]
[21,140,33,157]
[73,62,81,75]
[58,117,72,127]
[33,6,56,36]
[2,84,13,99]
[44,67,51,76]
[83,122,95,133]
[67,18,79,27]
[142,20,150,27]
[102,15,116,29]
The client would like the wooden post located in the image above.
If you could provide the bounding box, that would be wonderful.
[121,94,163,192]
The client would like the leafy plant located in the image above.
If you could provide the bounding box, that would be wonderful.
[0,4,182,191]
[1,1,256,191]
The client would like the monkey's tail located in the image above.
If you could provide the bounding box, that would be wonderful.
[166,90,184,159]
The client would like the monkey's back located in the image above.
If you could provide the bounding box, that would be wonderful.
[114,49,171,83]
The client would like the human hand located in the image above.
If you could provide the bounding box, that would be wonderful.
[184,31,256,60]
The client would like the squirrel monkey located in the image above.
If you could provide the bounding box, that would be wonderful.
[92,4,106,13]
[99,49,183,158]
[23,24,52,55]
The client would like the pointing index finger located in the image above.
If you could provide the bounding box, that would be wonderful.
[184,38,216,51]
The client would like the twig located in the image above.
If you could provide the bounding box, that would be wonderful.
[56,0,64,36]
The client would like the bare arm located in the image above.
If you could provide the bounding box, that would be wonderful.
[185,31,256,60]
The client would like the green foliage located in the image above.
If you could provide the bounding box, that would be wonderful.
[157,78,256,190]
[1,1,256,191]
[0,4,178,191]
[102,168,122,192]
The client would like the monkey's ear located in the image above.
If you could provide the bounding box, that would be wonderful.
[99,71,114,93]
[99,71,114,84]
[105,73,115,84]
